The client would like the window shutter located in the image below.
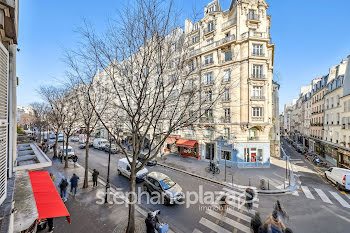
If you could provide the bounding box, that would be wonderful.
[0,42,9,205]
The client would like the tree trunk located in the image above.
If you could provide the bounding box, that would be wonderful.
[126,173,136,233]
[65,136,69,168]
[53,131,59,158]
[83,134,90,188]
[38,127,42,143]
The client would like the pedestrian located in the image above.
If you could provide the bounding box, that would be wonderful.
[92,169,99,187]
[50,173,56,182]
[274,200,289,223]
[72,155,78,167]
[263,210,286,233]
[145,212,158,233]
[285,228,293,233]
[59,178,68,201]
[219,195,228,215]
[47,217,54,232]
[70,173,79,196]
[251,212,262,233]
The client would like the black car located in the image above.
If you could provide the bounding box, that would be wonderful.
[138,153,157,166]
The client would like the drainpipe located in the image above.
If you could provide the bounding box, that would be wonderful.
[7,45,17,178]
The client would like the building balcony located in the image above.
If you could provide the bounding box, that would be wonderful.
[204,27,215,35]
[188,49,201,57]
[248,136,259,141]
[216,35,236,47]
[251,116,264,122]
[201,117,214,123]
[251,96,265,101]
[248,14,260,22]
[221,117,231,123]
[251,52,265,57]
[251,74,266,80]
[202,61,214,67]
[221,57,233,64]
[241,31,266,40]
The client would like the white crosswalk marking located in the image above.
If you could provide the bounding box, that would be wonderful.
[329,191,350,208]
[301,186,315,199]
[291,190,299,196]
[226,207,251,222]
[206,209,251,233]
[314,188,333,204]
[218,191,259,209]
[346,194,350,200]
[199,218,231,233]
[192,229,203,233]
[222,187,259,202]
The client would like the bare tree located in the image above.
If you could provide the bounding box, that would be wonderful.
[38,86,67,158]
[30,102,50,143]
[66,0,238,231]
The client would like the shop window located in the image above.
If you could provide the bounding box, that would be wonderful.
[221,151,231,161]
[257,149,263,162]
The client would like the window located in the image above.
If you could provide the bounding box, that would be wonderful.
[205,72,214,84]
[224,108,230,120]
[224,128,230,139]
[207,38,214,44]
[257,149,263,162]
[194,23,199,31]
[253,44,263,56]
[205,109,213,120]
[223,88,230,101]
[252,107,263,117]
[252,86,263,98]
[252,65,263,78]
[206,90,213,101]
[221,151,231,160]
[209,5,215,12]
[205,54,214,65]
[248,10,258,20]
[208,21,215,32]
[224,51,232,62]
[224,70,231,82]
[244,148,250,162]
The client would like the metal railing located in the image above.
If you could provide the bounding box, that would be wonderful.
[252,52,265,57]
[251,74,266,79]
[222,19,237,30]
[248,14,260,21]
[251,116,264,121]
[241,31,266,40]
[216,35,236,46]
[251,96,265,100]
[248,136,259,141]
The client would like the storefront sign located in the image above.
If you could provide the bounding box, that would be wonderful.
[220,142,233,152]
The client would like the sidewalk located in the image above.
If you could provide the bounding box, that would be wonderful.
[159,153,291,191]
[43,154,147,233]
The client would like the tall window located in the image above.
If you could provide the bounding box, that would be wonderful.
[252,44,263,56]
[224,51,232,62]
[193,23,199,31]
[224,128,230,139]
[252,107,263,117]
[252,65,263,78]
[205,109,213,121]
[207,38,214,45]
[205,54,214,65]
[192,34,199,43]
[206,90,213,102]
[252,86,263,98]
[248,10,258,20]
[224,70,231,82]
[208,21,215,32]
[223,88,230,101]
[224,108,230,120]
[205,72,213,84]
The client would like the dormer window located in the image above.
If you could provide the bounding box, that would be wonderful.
[209,5,215,12]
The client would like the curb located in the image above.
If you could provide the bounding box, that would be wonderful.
[157,162,294,194]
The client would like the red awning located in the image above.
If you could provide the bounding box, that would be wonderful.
[176,139,198,148]
[165,137,176,145]
[28,171,70,223]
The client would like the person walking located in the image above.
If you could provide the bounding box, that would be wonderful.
[219,195,228,215]
[70,173,79,196]
[72,155,78,167]
[274,200,289,224]
[59,178,68,201]
[263,210,286,233]
[251,212,262,233]
[47,217,54,232]
[92,169,99,187]
[145,212,158,233]
[50,173,56,182]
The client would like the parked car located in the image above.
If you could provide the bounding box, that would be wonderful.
[57,134,64,142]
[70,136,79,142]
[93,138,109,150]
[79,143,86,149]
[143,172,184,205]
[325,167,350,191]
[59,146,75,159]
[104,144,118,154]
[117,158,148,182]
[138,153,157,166]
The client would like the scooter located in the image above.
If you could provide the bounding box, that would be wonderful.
[147,210,169,233]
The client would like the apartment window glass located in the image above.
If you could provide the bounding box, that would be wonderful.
[206,90,213,101]
[252,65,263,78]
[224,108,230,119]
[224,51,232,61]
[205,54,214,65]
[205,72,213,84]
[208,21,215,32]
[224,70,231,82]
[248,10,257,20]
[223,88,230,101]
[252,107,263,117]
[257,149,263,162]
[224,128,230,139]
[252,86,263,97]
[207,38,214,45]
[194,23,199,30]
[253,44,263,55]
[192,35,199,43]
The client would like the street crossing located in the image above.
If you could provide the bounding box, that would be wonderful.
[292,185,350,208]
[193,186,258,233]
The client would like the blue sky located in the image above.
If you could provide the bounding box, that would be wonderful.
[17,0,350,112]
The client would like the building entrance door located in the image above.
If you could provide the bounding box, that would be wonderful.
[205,143,215,161]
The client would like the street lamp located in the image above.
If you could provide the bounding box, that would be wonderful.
[105,130,112,204]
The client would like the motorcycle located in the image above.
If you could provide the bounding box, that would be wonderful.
[205,161,220,174]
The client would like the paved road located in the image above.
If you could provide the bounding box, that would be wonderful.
[68,141,350,233]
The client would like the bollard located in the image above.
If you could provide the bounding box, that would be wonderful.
[260,179,266,190]
[268,179,270,190]
[249,178,251,187]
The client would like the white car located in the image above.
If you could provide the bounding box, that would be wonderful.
[70,136,79,142]
[93,138,108,150]
[59,146,75,158]
[325,167,350,191]
[117,158,148,182]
